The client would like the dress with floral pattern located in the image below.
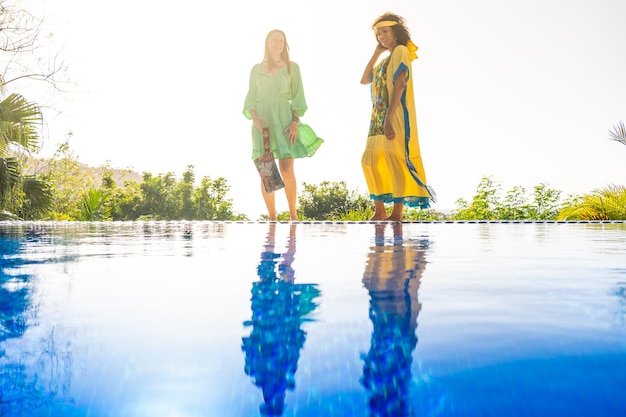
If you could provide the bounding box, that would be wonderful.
[361,46,435,208]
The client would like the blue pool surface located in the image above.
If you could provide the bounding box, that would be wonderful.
[1,220,626,417]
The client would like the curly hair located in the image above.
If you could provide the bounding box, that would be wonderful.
[372,12,411,47]
[263,29,291,73]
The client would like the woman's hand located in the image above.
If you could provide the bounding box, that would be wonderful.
[251,113,265,132]
[283,121,298,144]
[383,117,395,140]
[360,43,387,85]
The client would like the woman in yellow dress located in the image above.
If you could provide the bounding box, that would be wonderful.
[361,13,436,221]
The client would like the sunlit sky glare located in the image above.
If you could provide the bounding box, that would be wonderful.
[18,0,626,218]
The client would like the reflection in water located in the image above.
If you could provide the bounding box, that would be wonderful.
[242,224,321,416]
[0,230,31,344]
[0,228,73,416]
[361,223,428,417]
[614,281,626,326]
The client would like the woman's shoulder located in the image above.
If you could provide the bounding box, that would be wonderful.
[249,62,266,74]
[393,45,409,55]
[391,45,413,64]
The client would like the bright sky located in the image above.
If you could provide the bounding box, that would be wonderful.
[20,0,626,218]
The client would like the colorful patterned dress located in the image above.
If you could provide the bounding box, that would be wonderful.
[361,45,435,208]
[243,61,323,160]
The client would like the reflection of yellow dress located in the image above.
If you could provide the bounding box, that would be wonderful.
[361,45,435,208]
[362,236,425,341]
[361,224,427,416]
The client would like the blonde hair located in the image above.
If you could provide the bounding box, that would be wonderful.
[263,29,291,73]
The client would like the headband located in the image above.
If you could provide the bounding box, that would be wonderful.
[372,20,418,60]
[373,20,398,29]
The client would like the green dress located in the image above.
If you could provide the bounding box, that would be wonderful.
[243,61,323,160]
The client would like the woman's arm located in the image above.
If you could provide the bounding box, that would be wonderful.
[360,44,386,85]
[383,69,407,139]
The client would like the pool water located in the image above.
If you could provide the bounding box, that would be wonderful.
[1,221,626,417]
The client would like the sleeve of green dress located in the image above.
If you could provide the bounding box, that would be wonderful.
[289,62,308,117]
[242,65,259,120]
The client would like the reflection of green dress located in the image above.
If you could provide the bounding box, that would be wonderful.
[242,240,321,416]
[243,61,324,160]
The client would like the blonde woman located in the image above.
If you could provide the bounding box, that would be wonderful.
[243,30,323,221]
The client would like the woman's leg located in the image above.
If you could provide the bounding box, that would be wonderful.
[261,181,277,221]
[279,158,298,221]
[371,201,387,221]
[386,202,404,221]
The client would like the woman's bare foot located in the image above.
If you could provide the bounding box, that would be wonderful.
[384,215,403,222]
[370,214,386,221]
[370,201,387,221]
[385,203,403,222]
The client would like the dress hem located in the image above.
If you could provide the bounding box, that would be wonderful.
[370,193,433,209]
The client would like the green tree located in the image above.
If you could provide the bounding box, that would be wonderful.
[175,165,195,220]
[99,165,119,220]
[37,138,97,220]
[194,175,243,220]
[115,179,143,220]
[108,167,246,221]
[453,177,501,220]
[527,184,562,220]
[97,162,145,221]
[453,177,562,220]
[138,172,179,220]
[299,180,371,220]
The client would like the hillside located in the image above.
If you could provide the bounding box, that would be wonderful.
[25,158,144,186]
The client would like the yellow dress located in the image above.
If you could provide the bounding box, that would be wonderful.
[361,45,436,208]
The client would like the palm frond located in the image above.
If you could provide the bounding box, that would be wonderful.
[0,156,21,202]
[559,184,626,220]
[594,184,626,219]
[609,120,626,146]
[0,93,42,153]
[78,188,111,221]
[21,176,53,209]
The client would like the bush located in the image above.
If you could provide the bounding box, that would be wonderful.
[452,177,562,220]
[558,185,626,220]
